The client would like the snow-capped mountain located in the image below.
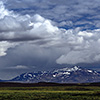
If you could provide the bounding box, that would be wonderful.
[10,66,100,83]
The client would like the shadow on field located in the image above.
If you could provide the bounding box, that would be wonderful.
[0,82,100,87]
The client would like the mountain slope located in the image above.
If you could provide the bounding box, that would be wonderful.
[10,66,100,83]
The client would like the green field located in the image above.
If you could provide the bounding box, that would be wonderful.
[0,86,100,100]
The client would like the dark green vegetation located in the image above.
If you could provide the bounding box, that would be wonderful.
[0,82,100,100]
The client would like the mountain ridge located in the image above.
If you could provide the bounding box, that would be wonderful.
[8,66,100,83]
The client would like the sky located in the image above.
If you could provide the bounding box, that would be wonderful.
[0,0,100,79]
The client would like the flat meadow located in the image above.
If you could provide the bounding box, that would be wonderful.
[0,83,100,100]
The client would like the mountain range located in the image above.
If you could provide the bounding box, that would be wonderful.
[6,66,100,83]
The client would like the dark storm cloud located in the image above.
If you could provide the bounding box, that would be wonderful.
[0,35,41,42]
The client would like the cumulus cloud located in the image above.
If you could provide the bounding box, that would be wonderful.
[0,1,60,56]
[0,0,100,67]
[0,1,59,40]
[0,41,17,56]
[56,29,100,64]
[5,0,100,29]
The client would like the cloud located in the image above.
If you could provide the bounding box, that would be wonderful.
[8,65,35,69]
[10,65,29,69]
[0,0,100,67]
[0,1,12,19]
[5,0,100,30]
[0,41,17,56]
[0,1,60,56]
[56,29,100,64]
[1,0,100,79]
[0,1,59,41]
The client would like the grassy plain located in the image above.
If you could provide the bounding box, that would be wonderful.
[0,84,100,100]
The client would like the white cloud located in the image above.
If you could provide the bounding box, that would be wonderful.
[56,29,100,64]
[9,65,31,69]
[78,31,93,37]
[0,1,60,56]
[1,1,100,66]
[4,0,100,30]
[0,1,59,40]
[56,50,92,64]
[0,1,12,19]
[0,41,17,56]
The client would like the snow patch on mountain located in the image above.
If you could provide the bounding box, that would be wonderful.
[54,66,80,72]
[87,70,92,73]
